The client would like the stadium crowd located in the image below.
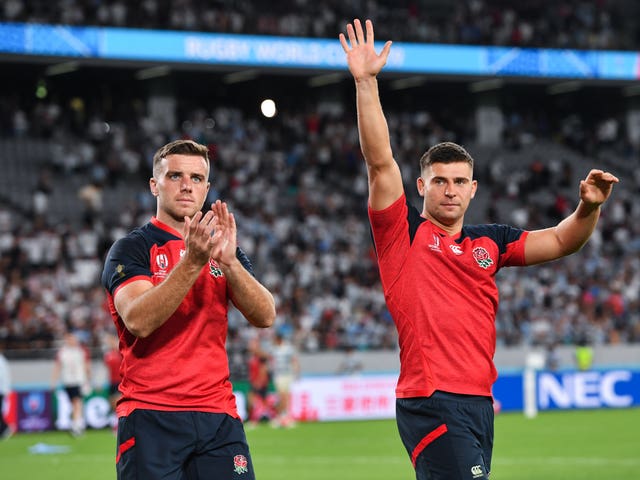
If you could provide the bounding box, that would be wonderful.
[0,1,639,369]
[0,0,633,50]
[0,80,639,363]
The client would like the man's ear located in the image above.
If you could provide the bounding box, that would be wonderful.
[416,176,425,197]
[149,177,158,196]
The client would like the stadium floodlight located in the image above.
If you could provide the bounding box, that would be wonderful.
[260,99,277,118]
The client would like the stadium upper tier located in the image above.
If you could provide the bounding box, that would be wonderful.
[0,0,636,51]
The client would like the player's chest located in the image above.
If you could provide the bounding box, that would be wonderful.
[149,241,225,284]
[413,231,499,275]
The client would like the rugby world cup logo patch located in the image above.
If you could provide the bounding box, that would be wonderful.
[472,247,494,269]
[233,454,248,474]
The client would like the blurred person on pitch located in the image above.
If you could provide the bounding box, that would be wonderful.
[0,344,13,438]
[102,332,123,431]
[269,332,299,428]
[336,344,364,376]
[246,337,272,425]
[51,330,92,437]
[340,19,619,480]
[101,139,275,480]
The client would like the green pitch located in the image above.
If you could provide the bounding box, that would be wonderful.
[0,408,638,479]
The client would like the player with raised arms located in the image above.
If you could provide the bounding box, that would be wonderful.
[339,18,618,480]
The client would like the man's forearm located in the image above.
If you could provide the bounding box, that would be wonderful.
[554,200,601,255]
[118,259,203,338]
[223,260,275,328]
[355,77,393,166]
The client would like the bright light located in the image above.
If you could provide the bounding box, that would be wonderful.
[260,99,277,118]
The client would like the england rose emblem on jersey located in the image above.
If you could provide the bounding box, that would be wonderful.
[233,454,248,474]
[472,247,494,269]
[209,260,224,278]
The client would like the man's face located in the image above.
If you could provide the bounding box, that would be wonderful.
[417,161,477,228]
[150,154,210,226]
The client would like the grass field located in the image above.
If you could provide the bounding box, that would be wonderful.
[1,408,638,479]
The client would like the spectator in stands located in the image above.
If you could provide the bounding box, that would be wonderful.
[0,0,631,49]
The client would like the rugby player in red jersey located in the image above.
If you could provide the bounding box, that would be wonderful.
[340,19,618,480]
[102,139,275,479]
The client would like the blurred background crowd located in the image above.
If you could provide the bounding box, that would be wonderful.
[2,0,636,50]
[0,1,639,376]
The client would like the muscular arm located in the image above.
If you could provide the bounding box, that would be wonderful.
[340,19,403,210]
[211,200,275,328]
[524,169,619,265]
[222,258,275,328]
[113,256,205,338]
[115,209,221,338]
[115,204,274,337]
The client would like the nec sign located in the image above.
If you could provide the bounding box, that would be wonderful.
[538,370,637,410]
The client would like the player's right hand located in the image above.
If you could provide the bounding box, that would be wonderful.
[183,210,217,265]
[339,19,392,80]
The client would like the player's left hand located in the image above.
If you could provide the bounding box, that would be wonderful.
[209,200,237,267]
[579,169,619,207]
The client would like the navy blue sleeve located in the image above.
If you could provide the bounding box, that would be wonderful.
[461,224,526,255]
[406,198,426,244]
[236,247,255,277]
[101,233,152,295]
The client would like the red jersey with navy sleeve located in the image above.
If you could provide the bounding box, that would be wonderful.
[101,217,253,419]
[369,193,529,398]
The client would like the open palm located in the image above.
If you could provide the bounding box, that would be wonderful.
[339,19,392,80]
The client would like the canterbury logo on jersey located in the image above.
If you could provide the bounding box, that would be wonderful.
[428,235,465,256]
[471,464,484,478]
[449,244,463,255]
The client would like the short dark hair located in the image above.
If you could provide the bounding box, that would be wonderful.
[152,139,210,177]
[419,141,474,174]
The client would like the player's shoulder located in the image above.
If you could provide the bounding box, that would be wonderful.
[461,223,525,245]
[108,222,170,255]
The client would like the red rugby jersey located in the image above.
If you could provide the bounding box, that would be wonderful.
[369,194,528,398]
[101,217,252,418]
